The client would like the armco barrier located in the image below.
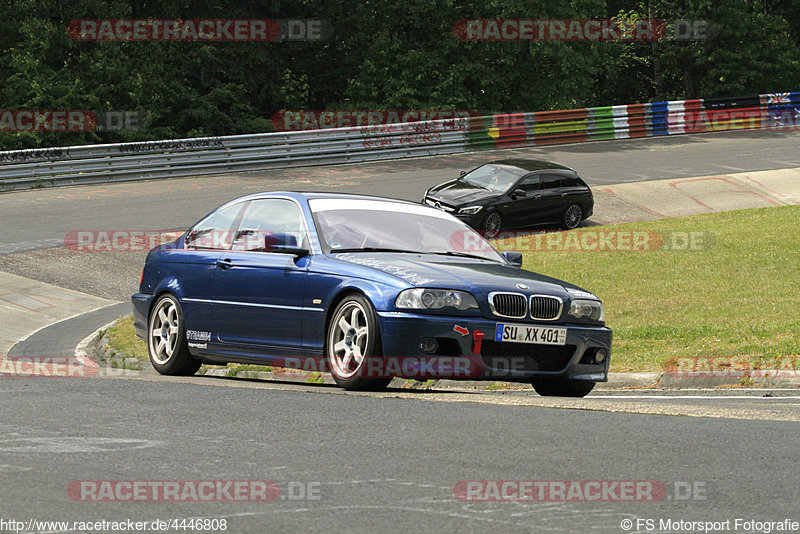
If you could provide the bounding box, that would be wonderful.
[0,92,798,190]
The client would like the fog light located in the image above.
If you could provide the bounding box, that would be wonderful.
[418,338,438,353]
[595,349,607,364]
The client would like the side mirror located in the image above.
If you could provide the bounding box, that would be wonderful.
[459,170,467,177]
[511,188,527,198]
[264,234,309,257]
[501,251,523,267]
[266,244,309,257]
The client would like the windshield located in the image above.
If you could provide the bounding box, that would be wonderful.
[309,198,504,262]
[461,164,525,193]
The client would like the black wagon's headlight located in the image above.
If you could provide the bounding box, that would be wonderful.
[396,289,479,311]
[458,206,483,215]
[568,299,604,321]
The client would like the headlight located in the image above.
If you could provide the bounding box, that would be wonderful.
[396,288,479,311]
[568,299,604,321]
[458,206,483,215]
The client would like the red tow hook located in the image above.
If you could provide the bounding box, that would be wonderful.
[471,329,484,354]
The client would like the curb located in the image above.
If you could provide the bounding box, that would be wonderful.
[602,372,661,389]
[658,372,800,389]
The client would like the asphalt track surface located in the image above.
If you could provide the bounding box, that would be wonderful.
[2,129,800,532]
[1,377,799,533]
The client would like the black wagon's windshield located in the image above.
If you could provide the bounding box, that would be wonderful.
[461,164,525,193]
[309,198,504,262]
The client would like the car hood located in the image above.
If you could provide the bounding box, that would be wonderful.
[331,252,592,300]
[427,179,501,206]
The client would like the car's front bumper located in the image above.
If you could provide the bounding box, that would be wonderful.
[376,311,611,382]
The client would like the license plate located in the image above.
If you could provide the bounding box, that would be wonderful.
[494,323,567,345]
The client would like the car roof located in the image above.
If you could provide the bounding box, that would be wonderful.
[489,159,573,172]
[224,190,424,206]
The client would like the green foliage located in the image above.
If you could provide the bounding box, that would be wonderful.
[1,0,798,149]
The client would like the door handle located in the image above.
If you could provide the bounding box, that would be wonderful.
[533,194,542,199]
[561,192,568,197]
[215,258,233,270]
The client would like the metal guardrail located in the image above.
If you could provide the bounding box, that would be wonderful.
[1,92,798,190]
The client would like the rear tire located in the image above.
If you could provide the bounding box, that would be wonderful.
[562,204,583,230]
[531,378,595,397]
[147,294,201,376]
[326,294,391,391]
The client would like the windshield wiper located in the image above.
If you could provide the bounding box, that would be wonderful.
[332,248,498,261]
[332,247,425,254]
[429,251,498,261]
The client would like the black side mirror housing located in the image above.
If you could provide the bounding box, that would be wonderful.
[263,234,309,257]
[266,244,309,257]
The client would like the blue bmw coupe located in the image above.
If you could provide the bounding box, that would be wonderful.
[132,192,611,396]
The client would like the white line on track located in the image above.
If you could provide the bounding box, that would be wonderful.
[591,395,800,400]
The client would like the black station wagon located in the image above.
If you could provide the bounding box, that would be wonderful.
[423,159,594,236]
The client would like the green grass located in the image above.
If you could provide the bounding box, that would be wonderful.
[106,315,149,362]
[305,372,325,384]
[105,205,800,373]
[225,364,273,377]
[494,205,800,371]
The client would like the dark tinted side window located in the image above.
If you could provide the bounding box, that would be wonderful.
[540,175,562,189]
[517,175,540,192]
[185,202,246,250]
[562,174,579,187]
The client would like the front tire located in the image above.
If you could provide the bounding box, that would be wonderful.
[147,294,201,376]
[562,204,583,230]
[482,210,503,238]
[326,294,391,391]
[531,378,595,397]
